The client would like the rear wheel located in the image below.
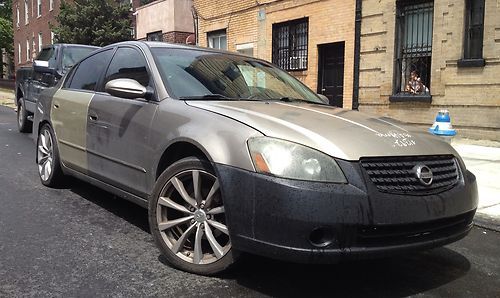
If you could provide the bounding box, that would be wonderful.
[17,98,32,133]
[149,157,237,275]
[37,124,65,187]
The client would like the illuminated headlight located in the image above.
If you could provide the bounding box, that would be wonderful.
[247,137,347,183]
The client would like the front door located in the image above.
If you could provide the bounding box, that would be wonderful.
[317,42,345,108]
[87,46,157,197]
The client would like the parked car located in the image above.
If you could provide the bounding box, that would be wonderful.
[33,41,478,275]
[15,43,99,132]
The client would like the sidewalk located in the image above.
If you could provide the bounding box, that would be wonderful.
[451,138,500,229]
[0,88,15,109]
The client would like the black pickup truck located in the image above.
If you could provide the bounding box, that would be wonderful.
[15,43,99,132]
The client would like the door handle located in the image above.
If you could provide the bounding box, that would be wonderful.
[53,103,59,109]
[89,114,98,121]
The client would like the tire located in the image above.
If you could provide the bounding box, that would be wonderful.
[149,157,237,275]
[37,124,66,187]
[17,98,32,133]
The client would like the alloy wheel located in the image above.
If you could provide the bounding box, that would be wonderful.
[37,129,54,181]
[156,169,230,265]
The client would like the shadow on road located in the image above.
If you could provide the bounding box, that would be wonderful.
[67,179,471,297]
[69,178,150,233]
[224,249,470,297]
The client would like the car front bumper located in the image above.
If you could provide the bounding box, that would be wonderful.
[214,160,478,263]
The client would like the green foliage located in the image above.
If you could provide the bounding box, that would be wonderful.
[0,0,13,55]
[51,0,132,47]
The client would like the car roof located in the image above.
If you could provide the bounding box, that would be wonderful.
[41,43,100,51]
[101,40,249,57]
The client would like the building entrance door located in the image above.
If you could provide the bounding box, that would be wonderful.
[317,42,345,107]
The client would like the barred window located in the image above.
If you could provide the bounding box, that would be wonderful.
[272,18,308,71]
[464,0,485,60]
[394,1,433,97]
[147,31,163,42]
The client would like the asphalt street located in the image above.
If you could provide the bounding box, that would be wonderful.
[0,105,499,298]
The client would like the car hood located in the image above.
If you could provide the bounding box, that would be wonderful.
[186,101,459,160]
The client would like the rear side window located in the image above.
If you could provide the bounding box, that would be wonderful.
[103,47,150,89]
[37,48,55,61]
[68,49,113,91]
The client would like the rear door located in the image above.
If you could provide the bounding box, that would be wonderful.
[87,46,158,197]
[51,49,114,173]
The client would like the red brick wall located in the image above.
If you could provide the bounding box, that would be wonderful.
[13,0,64,69]
[12,0,142,70]
[163,31,193,44]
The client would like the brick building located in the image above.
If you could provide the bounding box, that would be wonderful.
[193,0,357,108]
[13,0,62,68]
[134,0,194,44]
[12,0,142,70]
[359,0,500,140]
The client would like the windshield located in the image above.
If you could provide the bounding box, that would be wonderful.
[151,48,323,103]
[62,46,98,71]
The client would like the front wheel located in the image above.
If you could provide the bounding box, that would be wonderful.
[149,157,237,275]
[17,98,32,133]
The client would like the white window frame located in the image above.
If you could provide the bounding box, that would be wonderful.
[18,43,21,64]
[24,0,29,24]
[32,38,36,57]
[26,39,30,62]
[38,32,43,52]
[16,6,20,27]
[37,0,42,17]
[236,43,254,57]
[49,0,54,11]
[51,31,55,44]
[207,30,227,50]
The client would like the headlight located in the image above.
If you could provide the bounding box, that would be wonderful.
[247,137,347,183]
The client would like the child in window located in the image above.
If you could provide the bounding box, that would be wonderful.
[405,70,429,94]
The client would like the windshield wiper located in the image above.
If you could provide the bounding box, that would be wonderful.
[179,94,239,100]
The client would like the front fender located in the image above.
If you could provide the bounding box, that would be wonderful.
[148,100,263,190]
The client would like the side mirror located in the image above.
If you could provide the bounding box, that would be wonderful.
[105,79,150,99]
[317,94,330,104]
[33,60,56,75]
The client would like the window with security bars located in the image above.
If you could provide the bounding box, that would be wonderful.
[464,0,485,59]
[272,18,308,71]
[394,1,433,96]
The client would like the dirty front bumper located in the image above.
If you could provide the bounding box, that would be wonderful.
[214,159,478,263]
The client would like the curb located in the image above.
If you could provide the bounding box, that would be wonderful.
[473,214,500,233]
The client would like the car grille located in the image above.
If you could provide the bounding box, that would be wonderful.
[360,155,459,195]
[356,211,475,247]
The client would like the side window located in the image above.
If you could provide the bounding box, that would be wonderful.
[63,65,77,89]
[103,47,150,89]
[36,48,54,61]
[68,49,113,91]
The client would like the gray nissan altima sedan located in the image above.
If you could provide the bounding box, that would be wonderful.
[33,41,478,275]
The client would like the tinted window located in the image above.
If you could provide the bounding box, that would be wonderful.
[62,46,99,70]
[37,48,54,61]
[68,50,113,91]
[103,47,150,89]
